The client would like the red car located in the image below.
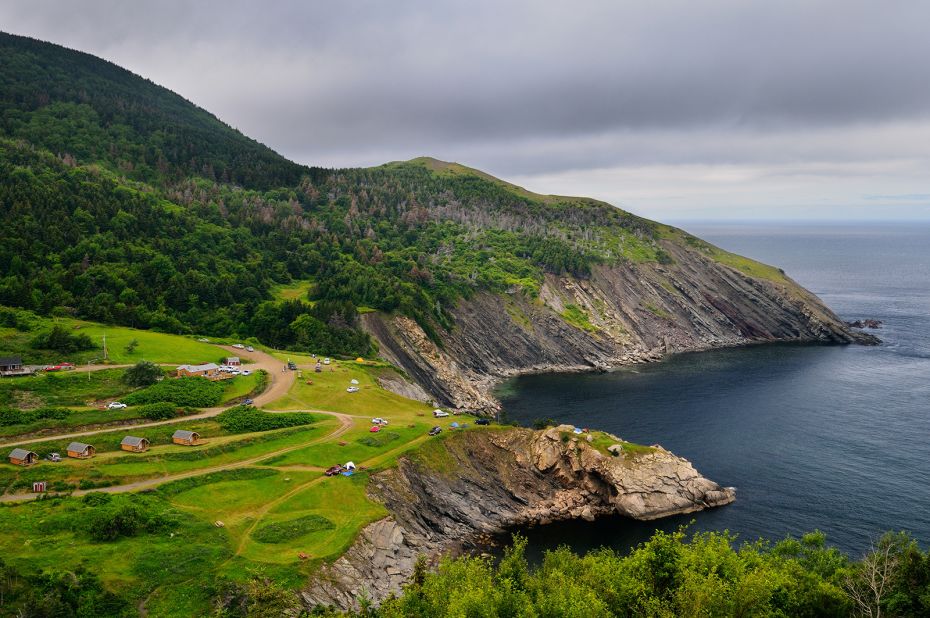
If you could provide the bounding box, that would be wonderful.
[324,465,343,477]
[370,425,381,433]
[44,363,75,371]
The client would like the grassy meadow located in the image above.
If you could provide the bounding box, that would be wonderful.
[0,313,498,615]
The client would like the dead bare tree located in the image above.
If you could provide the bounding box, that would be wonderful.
[844,535,901,618]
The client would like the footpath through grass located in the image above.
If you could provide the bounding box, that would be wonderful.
[0,335,493,615]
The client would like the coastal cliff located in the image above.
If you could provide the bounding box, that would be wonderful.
[303,426,735,610]
[364,232,875,412]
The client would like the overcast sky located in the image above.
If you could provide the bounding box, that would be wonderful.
[3,1,930,221]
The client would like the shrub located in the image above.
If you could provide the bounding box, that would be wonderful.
[216,405,313,433]
[251,515,335,544]
[122,360,163,386]
[30,324,95,353]
[133,401,184,420]
[251,369,269,395]
[0,407,70,427]
[84,496,176,541]
[122,377,224,407]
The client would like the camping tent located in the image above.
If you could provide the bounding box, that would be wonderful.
[344,461,356,471]
[350,379,359,385]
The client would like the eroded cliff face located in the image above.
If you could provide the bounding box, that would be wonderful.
[363,237,873,412]
[302,426,735,610]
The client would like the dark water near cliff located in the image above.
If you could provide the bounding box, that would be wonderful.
[498,222,930,560]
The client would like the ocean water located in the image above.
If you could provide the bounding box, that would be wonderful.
[497,222,930,560]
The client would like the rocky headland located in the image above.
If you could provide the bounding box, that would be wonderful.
[303,426,735,611]
[363,239,878,414]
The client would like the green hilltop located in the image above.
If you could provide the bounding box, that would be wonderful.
[0,31,753,355]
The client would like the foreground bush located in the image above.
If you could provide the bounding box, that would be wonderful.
[122,376,224,407]
[216,405,313,433]
[374,530,930,618]
[0,406,69,426]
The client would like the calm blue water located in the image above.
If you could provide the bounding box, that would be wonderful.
[498,223,930,559]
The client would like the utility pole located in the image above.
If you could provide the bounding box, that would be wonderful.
[102,333,108,361]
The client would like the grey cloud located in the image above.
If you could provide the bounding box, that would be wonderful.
[1,0,929,219]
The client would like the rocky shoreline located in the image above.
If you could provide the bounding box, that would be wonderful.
[364,247,878,414]
[302,426,735,611]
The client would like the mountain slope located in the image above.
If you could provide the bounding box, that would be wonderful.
[0,31,311,189]
[0,33,871,409]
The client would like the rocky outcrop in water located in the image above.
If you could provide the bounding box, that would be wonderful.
[302,426,735,611]
[363,239,877,413]
[846,319,883,329]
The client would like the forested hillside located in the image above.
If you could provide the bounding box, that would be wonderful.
[0,32,310,189]
[0,32,677,353]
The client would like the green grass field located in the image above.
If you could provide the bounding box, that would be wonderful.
[0,312,496,615]
[0,368,130,408]
[267,353,433,416]
[0,307,225,365]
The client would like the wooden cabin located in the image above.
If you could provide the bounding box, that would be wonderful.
[172,430,200,446]
[120,436,150,453]
[66,442,96,459]
[9,448,38,466]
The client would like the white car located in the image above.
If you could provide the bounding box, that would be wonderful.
[371,417,388,425]
[108,401,127,410]
[346,386,359,393]
[323,358,331,365]
[433,409,449,418]
[240,370,252,376]
[233,343,245,349]
[246,346,255,352]
[230,369,241,375]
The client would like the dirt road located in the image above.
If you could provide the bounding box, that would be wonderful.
[0,346,297,449]
[0,411,354,503]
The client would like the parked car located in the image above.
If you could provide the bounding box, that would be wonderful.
[324,465,343,477]
[240,369,251,376]
[433,409,449,418]
[323,358,331,365]
[369,425,381,433]
[233,343,245,349]
[428,426,442,436]
[287,361,297,370]
[45,363,75,372]
[346,386,360,393]
[475,418,491,425]
[47,453,61,462]
[243,399,253,405]
[371,417,388,426]
[107,401,127,410]
[246,346,255,352]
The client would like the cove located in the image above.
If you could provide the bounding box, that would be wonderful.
[498,223,930,558]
